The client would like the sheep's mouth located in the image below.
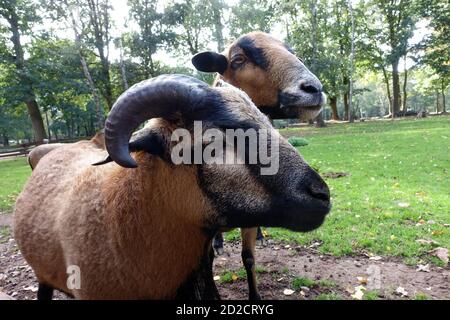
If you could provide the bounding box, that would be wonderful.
[278,91,325,121]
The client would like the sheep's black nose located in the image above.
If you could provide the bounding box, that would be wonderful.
[300,82,322,94]
[306,180,330,202]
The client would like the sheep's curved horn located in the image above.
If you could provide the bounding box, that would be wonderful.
[104,74,210,168]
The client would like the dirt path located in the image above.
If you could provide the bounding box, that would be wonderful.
[0,216,448,300]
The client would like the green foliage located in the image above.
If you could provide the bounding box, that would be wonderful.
[288,136,309,147]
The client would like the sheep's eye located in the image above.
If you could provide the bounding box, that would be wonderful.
[232,55,246,65]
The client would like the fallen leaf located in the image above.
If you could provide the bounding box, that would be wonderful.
[431,230,444,236]
[284,245,291,249]
[416,264,431,272]
[390,235,396,240]
[430,247,449,265]
[397,202,410,208]
[369,256,382,261]
[277,277,284,282]
[416,239,439,245]
[357,276,368,285]
[395,286,408,297]
[231,274,238,281]
[351,285,366,300]
[213,276,220,281]
[283,289,295,296]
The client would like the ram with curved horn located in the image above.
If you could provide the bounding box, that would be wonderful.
[14,74,330,299]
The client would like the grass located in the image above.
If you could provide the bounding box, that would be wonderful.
[292,276,337,290]
[315,293,343,300]
[0,226,10,243]
[219,266,266,283]
[363,290,381,300]
[0,157,31,212]
[0,117,449,263]
[228,117,450,263]
[414,293,430,300]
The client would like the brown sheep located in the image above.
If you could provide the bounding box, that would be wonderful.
[14,74,330,300]
[192,31,325,299]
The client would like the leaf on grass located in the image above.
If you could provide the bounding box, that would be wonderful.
[416,264,431,272]
[395,286,408,297]
[357,276,368,285]
[416,239,439,245]
[351,285,366,300]
[431,230,444,236]
[430,247,449,265]
[369,256,382,261]
[397,202,410,208]
[283,289,294,296]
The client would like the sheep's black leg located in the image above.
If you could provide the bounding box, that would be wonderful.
[37,283,54,300]
[213,232,224,255]
[241,228,261,300]
[256,226,265,246]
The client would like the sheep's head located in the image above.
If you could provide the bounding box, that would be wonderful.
[192,31,325,121]
[99,74,330,233]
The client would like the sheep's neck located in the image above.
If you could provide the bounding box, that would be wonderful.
[104,153,217,298]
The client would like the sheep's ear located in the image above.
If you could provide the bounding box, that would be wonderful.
[92,130,167,166]
[192,51,228,74]
[128,131,167,160]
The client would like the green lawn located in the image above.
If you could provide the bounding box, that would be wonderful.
[0,157,31,212]
[0,117,449,263]
[232,116,450,264]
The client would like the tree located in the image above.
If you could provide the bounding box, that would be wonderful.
[369,0,417,117]
[0,0,47,143]
[165,0,213,56]
[123,0,174,79]
[418,0,450,113]
[229,0,276,38]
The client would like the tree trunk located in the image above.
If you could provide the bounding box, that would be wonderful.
[329,96,340,120]
[44,109,51,141]
[402,56,408,114]
[436,91,440,113]
[348,1,355,123]
[391,61,401,117]
[211,0,224,52]
[3,7,47,144]
[343,91,349,121]
[67,4,105,130]
[25,100,47,144]
[2,134,9,147]
[119,44,129,90]
[381,66,392,115]
[314,111,326,127]
[442,80,447,113]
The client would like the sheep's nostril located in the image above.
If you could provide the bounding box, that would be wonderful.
[300,83,321,94]
[307,182,330,202]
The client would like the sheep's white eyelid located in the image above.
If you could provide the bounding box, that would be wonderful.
[231,55,246,64]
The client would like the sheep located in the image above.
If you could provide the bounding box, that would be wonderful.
[27,133,105,170]
[192,31,325,299]
[14,74,330,300]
